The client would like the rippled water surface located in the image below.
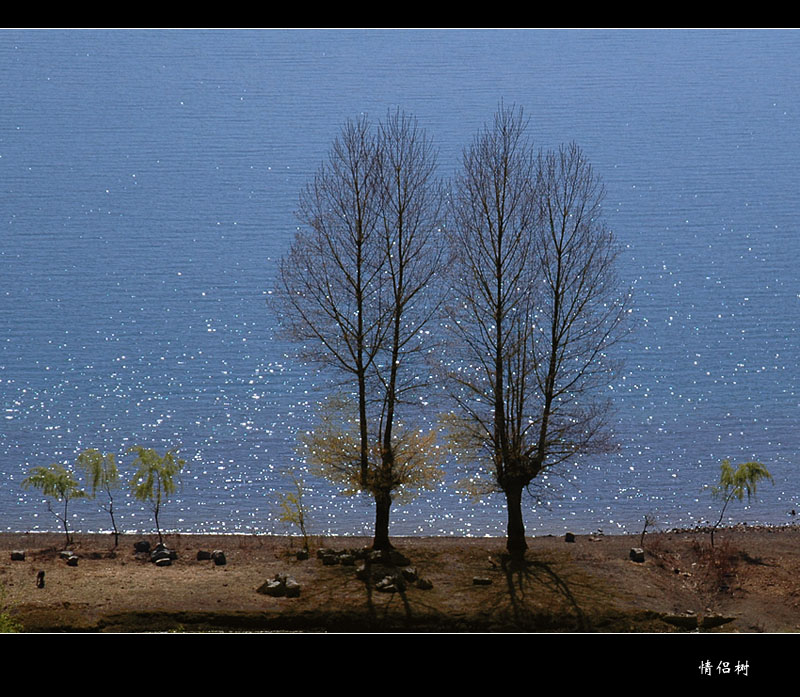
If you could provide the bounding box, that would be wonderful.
[1,29,798,537]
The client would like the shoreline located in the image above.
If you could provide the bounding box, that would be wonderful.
[3,519,797,539]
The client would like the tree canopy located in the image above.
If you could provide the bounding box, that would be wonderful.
[21,463,87,546]
[710,459,773,546]
[275,109,446,550]
[443,104,630,559]
[76,448,122,546]
[129,446,185,544]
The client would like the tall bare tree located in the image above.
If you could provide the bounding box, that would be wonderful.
[278,115,385,492]
[369,108,447,549]
[275,110,446,551]
[444,105,629,561]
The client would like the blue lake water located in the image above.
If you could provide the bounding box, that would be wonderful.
[1,28,798,537]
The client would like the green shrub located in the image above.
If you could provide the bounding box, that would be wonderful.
[710,459,773,547]
[21,463,87,546]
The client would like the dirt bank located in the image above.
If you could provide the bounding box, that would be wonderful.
[1,526,798,634]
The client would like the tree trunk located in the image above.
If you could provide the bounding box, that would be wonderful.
[155,505,163,545]
[505,480,528,560]
[111,518,119,548]
[108,501,119,548]
[63,499,72,547]
[711,493,733,548]
[372,490,393,551]
[358,367,369,488]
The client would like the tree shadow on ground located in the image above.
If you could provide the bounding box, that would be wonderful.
[494,551,612,631]
[357,561,442,631]
[348,547,630,632]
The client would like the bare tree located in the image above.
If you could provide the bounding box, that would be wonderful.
[275,110,446,551]
[444,105,629,561]
[369,108,448,549]
[277,115,385,492]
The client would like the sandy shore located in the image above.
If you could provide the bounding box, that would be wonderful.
[1,526,799,634]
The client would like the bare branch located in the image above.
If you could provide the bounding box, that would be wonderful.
[443,105,630,558]
[273,109,447,551]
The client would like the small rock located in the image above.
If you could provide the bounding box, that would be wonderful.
[295,549,309,561]
[321,553,339,566]
[400,566,418,582]
[629,548,645,563]
[257,574,299,598]
[472,577,492,585]
[284,577,301,598]
[66,555,78,567]
[151,549,171,563]
[265,580,285,597]
[154,557,172,567]
[10,550,25,561]
[564,532,576,543]
[339,553,356,566]
[257,578,284,597]
[364,548,412,566]
[353,547,370,560]
[134,540,151,553]
[36,570,45,588]
[212,550,226,566]
[355,562,370,581]
[59,550,74,560]
[376,575,404,593]
[366,550,386,564]
[197,550,213,560]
